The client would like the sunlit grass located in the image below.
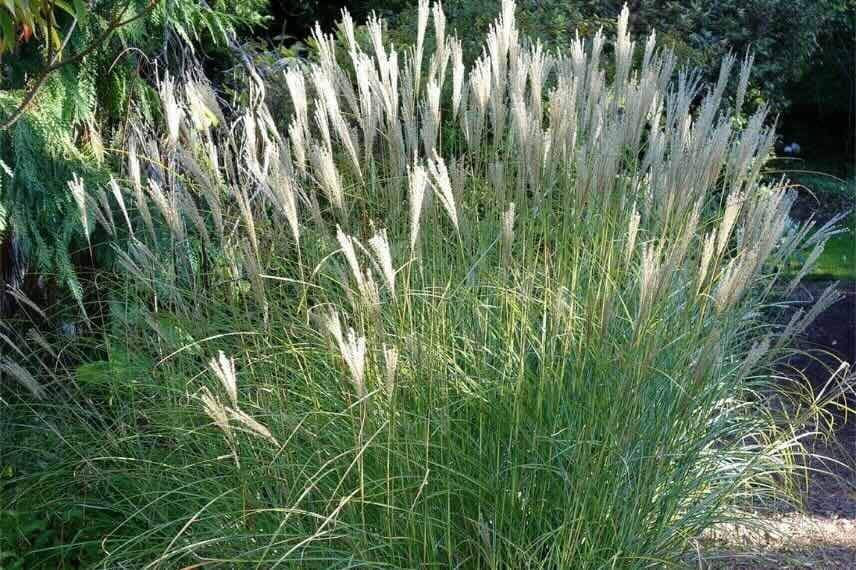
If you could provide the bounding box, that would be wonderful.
[810,214,855,280]
[1,1,850,568]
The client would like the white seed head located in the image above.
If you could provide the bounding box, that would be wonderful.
[344,328,367,397]
[408,160,429,252]
[227,407,279,446]
[310,144,345,213]
[501,202,516,256]
[451,37,465,118]
[68,174,89,241]
[325,316,368,398]
[209,351,238,408]
[0,359,45,400]
[109,177,134,237]
[339,8,358,54]
[427,150,459,232]
[128,135,142,190]
[159,73,184,147]
[718,191,744,255]
[626,208,640,264]
[337,225,367,292]
[698,230,717,291]
[200,388,232,440]
[368,228,396,296]
[382,344,399,392]
[735,50,754,114]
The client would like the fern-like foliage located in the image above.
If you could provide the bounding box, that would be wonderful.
[0,0,268,309]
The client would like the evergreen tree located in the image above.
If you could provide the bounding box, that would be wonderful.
[0,0,268,312]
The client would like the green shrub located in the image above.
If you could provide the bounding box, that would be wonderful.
[387,0,841,113]
[0,0,268,307]
[2,1,846,567]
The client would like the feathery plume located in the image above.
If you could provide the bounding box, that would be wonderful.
[234,186,259,258]
[353,53,377,160]
[68,174,89,243]
[343,328,367,397]
[776,283,843,350]
[786,238,827,294]
[408,160,429,252]
[639,242,663,314]
[336,227,380,308]
[614,4,635,94]
[209,351,238,408]
[200,387,232,441]
[413,0,430,95]
[314,104,333,154]
[288,118,308,177]
[311,22,338,70]
[368,228,396,296]
[128,134,142,190]
[697,230,717,291]
[528,41,552,124]
[501,202,516,263]
[185,80,219,132]
[109,178,134,237]
[427,150,459,232]
[337,226,366,289]
[274,171,301,245]
[313,65,362,177]
[324,310,368,397]
[178,186,210,248]
[227,407,280,446]
[91,181,116,237]
[432,2,447,63]
[382,344,399,392]
[323,308,344,348]
[451,37,465,118]
[714,249,759,313]
[468,57,492,147]
[0,359,45,400]
[310,144,346,214]
[717,191,743,255]
[366,13,387,74]
[735,50,754,115]
[421,79,442,155]
[339,8,358,54]
[625,208,640,264]
[159,73,184,147]
[146,179,183,241]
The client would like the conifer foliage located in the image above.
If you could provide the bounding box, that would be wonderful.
[0,0,267,309]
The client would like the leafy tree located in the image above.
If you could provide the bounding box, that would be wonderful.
[386,0,842,112]
[788,1,855,154]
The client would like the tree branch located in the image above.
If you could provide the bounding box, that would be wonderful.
[0,0,162,131]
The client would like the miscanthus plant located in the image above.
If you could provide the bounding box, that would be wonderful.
[3,2,851,567]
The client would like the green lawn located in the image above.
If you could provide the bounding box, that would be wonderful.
[782,169,855,281]
[811,214,856,280]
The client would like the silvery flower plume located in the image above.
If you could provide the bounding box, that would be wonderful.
[209,351,238,408]
[368,228,396,296]
[408,159,429,253]
[382,344,399,392]
[323,309,368,397]
[427,150,459,233]
[159,72,185,147]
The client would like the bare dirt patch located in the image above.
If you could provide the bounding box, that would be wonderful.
[697,280,856,568]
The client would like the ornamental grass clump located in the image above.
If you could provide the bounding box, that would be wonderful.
[2,2,850,568]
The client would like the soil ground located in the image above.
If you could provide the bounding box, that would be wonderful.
[699,280,856,568]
